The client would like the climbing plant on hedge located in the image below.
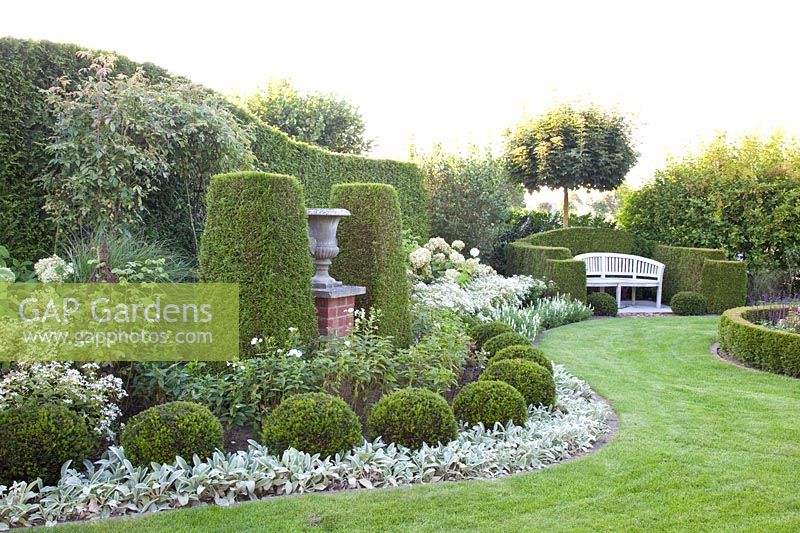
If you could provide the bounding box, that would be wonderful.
[199,172,317,350]
[330,183,412,346]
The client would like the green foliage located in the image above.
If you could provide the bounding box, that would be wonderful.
[368,388,458,449]
[493,345,552,373]
[63,229,194,282]
[505,243,571,279]
[241,78,373,154]
[261,392,362,457]
[587,292,618,316]
[39,52,253,251]
[482,332,531,358]
[719,306,800,376]
[0,404,95,485]
[480,359,556,407]
[701,260,747,314]
[468,321,515,350]
[330,183,411,345]
[505,105,637,225]
[452,380,527,427]
[619,133,800,271]
[669,291,707,316]
[546,259,587,302]
[120,401,223,466]
[0,37,429,261]
[199,172,317,349]
[521,227,637,255]
[652,245,726,301]
[413,144,523,254]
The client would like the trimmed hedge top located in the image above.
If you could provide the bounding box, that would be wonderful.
[199,171,317,348]
[719,306,800,377]
[521,227,637,256]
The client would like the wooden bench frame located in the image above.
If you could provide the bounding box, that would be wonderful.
[574,252,665,308]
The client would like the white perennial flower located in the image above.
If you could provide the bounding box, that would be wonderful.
[469,247,480,258]
[451,240,465,252]
[33,255,74,283]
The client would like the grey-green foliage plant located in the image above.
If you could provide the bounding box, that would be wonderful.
[413,144,524,254]
[505,104,638,227]
[241,78,374,154]
[39,51,253,252]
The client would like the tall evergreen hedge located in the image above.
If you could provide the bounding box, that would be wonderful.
[330,183,411,346]
[199,172,317,350]
[0,37,429,261]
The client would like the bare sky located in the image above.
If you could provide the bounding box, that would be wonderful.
[3,0,800,201]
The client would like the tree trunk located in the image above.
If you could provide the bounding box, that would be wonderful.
[562,187,570,228]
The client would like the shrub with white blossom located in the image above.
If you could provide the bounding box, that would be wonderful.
[409,237,495,283]
[32,255,73,283]
[0,362,126,440]
[411,274,547,316]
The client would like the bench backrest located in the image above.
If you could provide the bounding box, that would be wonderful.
[574,253,665,280]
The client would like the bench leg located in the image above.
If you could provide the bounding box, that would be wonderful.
[631,287,636,305]
[656,285,662,309]
[616,285,622,308]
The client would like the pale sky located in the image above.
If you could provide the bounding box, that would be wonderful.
[3,0,800,205]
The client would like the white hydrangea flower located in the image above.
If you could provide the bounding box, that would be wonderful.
[444,268,460,280]
[451,240,465,252]
[424,237,452,255]
[433,252,446,264]
[449,251,466,266]
[409,247,432,269]
[33,255,74,283]
[470,247,480,258]
[287,349,302,358]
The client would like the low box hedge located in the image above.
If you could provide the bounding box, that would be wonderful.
[718,306,800,376]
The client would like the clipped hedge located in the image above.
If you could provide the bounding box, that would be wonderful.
[587,291,618,316]
[452,380,528,427]
[262,393,362,458]
[120,401,223,467]
[669,291,707,316]
[702,259,747,314]
[330,183,411,345]
[546,259,587,302]
[368,388,458,449]
[0,37,429,261]
[199,172,317,349]
[493,345,552,373]
[652,245,726,301]
[719,306,800,376]
[468,321,515,350]
[480,359,556,407]
[505,242,571,279]
[0,404,95,485]
[520,227,636,256]
[483,332,531,358]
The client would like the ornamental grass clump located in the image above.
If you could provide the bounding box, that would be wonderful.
[468,321,514,350]
[482,331,531,358]
[452,380,527,427]
[0,404,95,485]
[493,345,552,373]
[120,401,223,466]
[262,392,362,458]
[368,388,458,449]
[480,359,556,407]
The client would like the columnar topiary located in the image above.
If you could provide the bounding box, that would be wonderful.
[367,388,458,449]
[480,359,556,407]
[468,321,514,350]
[0,404,95,485]
[330,183,412,346]
[493,345,552,373]
[199,172,317,350]
[670,291,708,316]
[261,392,362,458]
[482,332,531,358]
[453,380,528,427]
[587,291,618,316]
[120,401,223,466]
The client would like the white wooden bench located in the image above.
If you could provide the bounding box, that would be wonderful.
[574,253,665,308]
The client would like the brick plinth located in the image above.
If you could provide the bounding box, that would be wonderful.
[313,285,366,337]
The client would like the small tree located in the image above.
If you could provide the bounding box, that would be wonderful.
[504,105,637,227]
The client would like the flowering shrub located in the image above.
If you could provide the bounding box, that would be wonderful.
[409,237,495,283]
[0,362,126,440]
[32,255,73,283]
[412,275,546,317]
[0,366,609,529]
[477,296,593,340]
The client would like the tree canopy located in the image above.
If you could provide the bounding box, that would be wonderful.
[504,105,637,226]
[242,79,374,155]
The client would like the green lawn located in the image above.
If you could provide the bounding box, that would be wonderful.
[60,316,800,532]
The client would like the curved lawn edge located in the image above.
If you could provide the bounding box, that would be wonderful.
[52,316,800,532]
[718,305,800,376]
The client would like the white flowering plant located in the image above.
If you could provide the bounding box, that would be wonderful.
[32,255,74,283]
[409,237,495,284]
[0,362,126,440]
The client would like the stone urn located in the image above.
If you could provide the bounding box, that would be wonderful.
[306,208,351,289]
